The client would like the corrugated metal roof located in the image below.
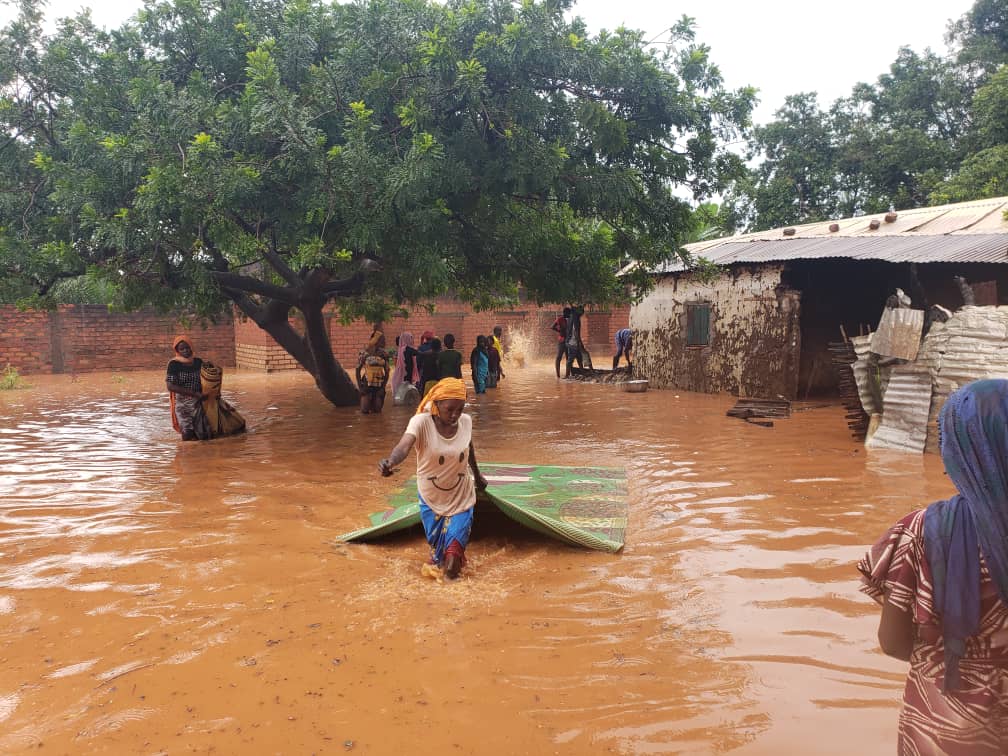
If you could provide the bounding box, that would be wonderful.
[650,196,1008,273]
[652,234,1008,272]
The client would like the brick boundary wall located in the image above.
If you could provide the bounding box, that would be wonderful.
[0,305,235,375]
[1,300,628,375]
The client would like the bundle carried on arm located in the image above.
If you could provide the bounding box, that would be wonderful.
[200,362,247,437]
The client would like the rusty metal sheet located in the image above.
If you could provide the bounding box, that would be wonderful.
[871,308,924,361]
[850,335,879,415]
[915,306,1008,451]
[972,281,998,306]
[646,197,1008,274]
[914,202,1008,235]
[865,364,932,454]
[653,234,1008,273]
[959,203,1008,233]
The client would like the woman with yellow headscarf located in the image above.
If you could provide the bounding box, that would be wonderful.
[378,378,488,579]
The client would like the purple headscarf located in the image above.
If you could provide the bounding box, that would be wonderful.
[924,379,1008,691]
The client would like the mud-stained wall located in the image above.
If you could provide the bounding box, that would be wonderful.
[631,266,802,398]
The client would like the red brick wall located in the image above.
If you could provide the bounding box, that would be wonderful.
[0,308,52,373]
[231,299,597,373]
[0,305,235,375]
[233,314,306,371]
[1,299,628,375]
[583,303,632,352]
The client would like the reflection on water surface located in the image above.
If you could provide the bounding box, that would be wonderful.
[0,364,952,753]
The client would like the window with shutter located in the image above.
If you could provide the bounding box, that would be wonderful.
[686,303,711,346]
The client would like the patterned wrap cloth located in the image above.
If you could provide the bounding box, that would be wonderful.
[858,379,1008,754]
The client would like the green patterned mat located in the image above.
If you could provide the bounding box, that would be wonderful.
[336,464,627,553]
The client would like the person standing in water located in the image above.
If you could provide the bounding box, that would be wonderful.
[486,333,503,388]
[470,335,489,394]
[356,330,389,414]
[166,336,209,441]
[564,305,585,377]
[416,338,443,396]
[436,333,463,379]
[858,379,1008,755]
[551,308,569,378]
[390,331,418,397]
[378,378,487,579]
[491,326,505,358]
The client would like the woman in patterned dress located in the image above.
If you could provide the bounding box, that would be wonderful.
[858,379,1008,755]
[166,336,209,440]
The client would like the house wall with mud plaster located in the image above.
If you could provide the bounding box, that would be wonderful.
[631,265,802,398]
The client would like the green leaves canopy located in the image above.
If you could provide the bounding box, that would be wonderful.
[724,0,1008,232]
[1,0,754,317]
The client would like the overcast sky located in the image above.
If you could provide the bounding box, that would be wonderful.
[2,0,976,124]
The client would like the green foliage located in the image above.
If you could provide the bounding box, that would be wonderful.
[948,0,1008,75]
[47,275,117,305]
[931,144,1008,203]
[728,0,1008,231]
[972,65,1008,148]
[0,364,29,390]
[1,0,752,317]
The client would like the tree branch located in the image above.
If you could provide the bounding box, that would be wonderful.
[212,271,298,304]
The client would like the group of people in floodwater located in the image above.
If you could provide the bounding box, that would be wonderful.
[165,323,1007,753]
[550,305,633,378]
[354,326,507,415]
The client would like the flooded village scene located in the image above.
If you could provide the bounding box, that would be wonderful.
[3,0,1008,754]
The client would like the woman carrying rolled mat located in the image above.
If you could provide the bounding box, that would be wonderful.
[858,379,1008,755]
[378,378,487,579]
[166,336,209,441]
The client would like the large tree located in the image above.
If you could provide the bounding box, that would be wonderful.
[1,0,753,404]
[725,0,1008,232]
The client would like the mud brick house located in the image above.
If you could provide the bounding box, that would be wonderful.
[630,196,1008,399]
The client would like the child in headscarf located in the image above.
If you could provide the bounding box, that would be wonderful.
[858,379,1008,754]
[356,330,389,414]
[378,378,488,579]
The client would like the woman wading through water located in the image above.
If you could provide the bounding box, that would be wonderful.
[166,336,208,440]
[166,336,246,440]
[859,379,1008,754]
[378,378,487,579]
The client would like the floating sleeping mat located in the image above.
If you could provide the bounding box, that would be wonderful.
[336,464,627,553]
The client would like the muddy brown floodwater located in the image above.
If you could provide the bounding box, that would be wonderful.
[0,361,954,754]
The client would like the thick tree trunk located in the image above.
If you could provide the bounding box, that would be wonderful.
[223,284,359,407]
[299,270,359,406]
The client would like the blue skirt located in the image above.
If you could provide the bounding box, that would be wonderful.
[418,494,474,565]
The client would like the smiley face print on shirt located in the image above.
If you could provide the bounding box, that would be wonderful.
[406,413,476,517]
[428,450,468,491]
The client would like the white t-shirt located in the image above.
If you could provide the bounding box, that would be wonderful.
[405,412,475,517]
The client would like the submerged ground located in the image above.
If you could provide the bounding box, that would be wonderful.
[0,361,947,754]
